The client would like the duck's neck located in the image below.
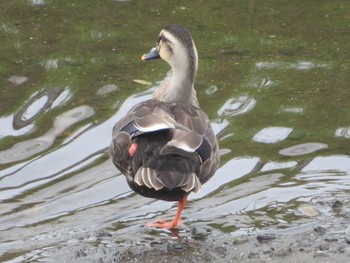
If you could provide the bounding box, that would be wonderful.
[170,65,197,102]
[154,54,199,107]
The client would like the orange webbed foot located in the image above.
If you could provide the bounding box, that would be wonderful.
[145,197,187,230]
[145,218,182,229]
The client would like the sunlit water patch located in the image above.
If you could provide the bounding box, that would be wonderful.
[253,127,293,143]
[0,116,34,139]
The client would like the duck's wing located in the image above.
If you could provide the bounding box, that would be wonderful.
[110,99,219,193]
[109,99,175,176]
[170,103,220,184]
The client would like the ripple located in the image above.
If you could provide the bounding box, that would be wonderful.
[52,105,95,135]
[205,85,218,95]
[51,88,72,109]
[96,84,118,96]
[23,96,49,121]
[90,29,103,39]
[13,87,65,129]
[247,76,275,90]
[217,96,256,117]
[0,137,53,164]
[8,75,28,85]
[0,115,34,138]
[1,22,20,34]
[335,127,350,139]
[253,127,293,143]
[256,61,329,70]
[42,59,58,69]
[279,106,304,114]
[30,0,45,5]
[261,161,297,172]
[0,105,94,165]
[301,155,350,173]
[279,143,328,156]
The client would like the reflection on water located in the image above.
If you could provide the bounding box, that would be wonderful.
[335,127,350,139]
[279,143,328,156]
[217,96,256,118]
[247,75,275,90]
[8,76,28,86]
[256,61,329,70]
[0,105,94,165]
[13,87,66,129]
[0,0,350,261]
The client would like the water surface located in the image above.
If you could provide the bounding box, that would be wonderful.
[1,1,350,261]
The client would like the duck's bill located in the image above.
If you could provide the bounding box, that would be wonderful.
[141,47,160,60]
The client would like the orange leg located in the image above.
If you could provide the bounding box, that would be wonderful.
[145,196,188,229]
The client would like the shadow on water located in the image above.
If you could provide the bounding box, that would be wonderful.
[0,0,350,261]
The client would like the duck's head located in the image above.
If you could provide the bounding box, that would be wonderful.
[142,25,198,79]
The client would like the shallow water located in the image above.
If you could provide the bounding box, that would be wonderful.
[1,1,350,261]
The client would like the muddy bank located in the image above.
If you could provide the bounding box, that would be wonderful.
[42,199,350,263]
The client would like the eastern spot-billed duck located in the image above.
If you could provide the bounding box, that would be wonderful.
[110,25,219,229]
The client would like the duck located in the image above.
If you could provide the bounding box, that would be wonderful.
[109,25,220,229]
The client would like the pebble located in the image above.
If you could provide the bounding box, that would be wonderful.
[297,204,319,217]
[96,230,112,238]
[273,246,292,257]
[313,226,326,234]
[337,245,347,253]
[74,249,87,258]
[214,246,227,255]
[319,243,329,251]
[257,234,276,243]
[167,242,184,251]
[313,250,330,258]
[345,224,350,244]
[190,226,211,239]
[332,200,343,209]
[233,237,249,245]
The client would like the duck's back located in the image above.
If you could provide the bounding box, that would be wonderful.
[109,99,219,201]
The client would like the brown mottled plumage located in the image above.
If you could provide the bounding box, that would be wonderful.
[109,25,219,229]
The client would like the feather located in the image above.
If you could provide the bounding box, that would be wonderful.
[181,173,201,193]
[135,115,175,132]
[134,168,144,186]
[167,130,202,152]
[146,168,164,190]
[141,167,153,188]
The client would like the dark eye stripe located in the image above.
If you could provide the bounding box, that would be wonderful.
[158,34,170,44]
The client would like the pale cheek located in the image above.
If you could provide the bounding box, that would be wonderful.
[160,49,171,63]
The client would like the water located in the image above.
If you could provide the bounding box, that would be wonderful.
[1,1,350,261]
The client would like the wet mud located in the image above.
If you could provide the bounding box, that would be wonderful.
[37,198,350,263]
